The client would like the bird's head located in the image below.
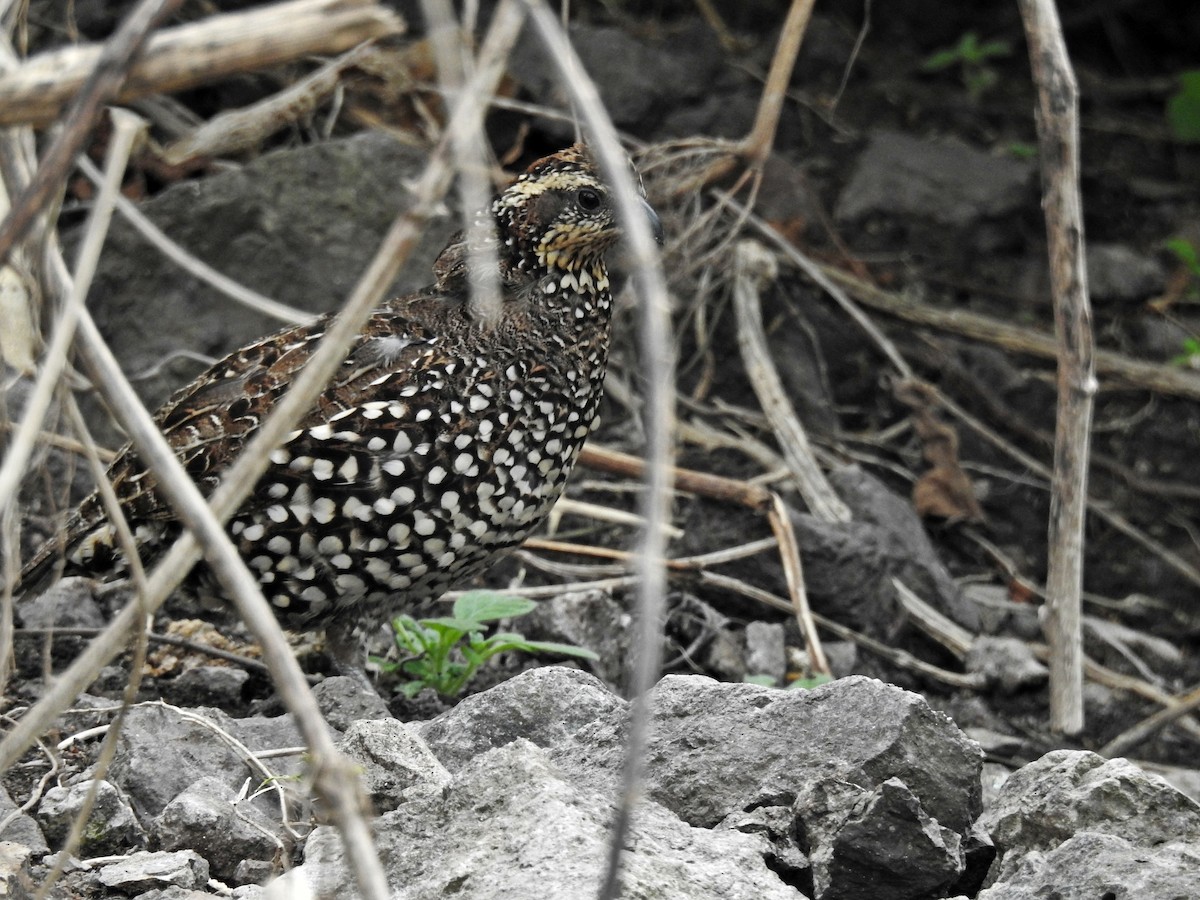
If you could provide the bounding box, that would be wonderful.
[492,143,661,286]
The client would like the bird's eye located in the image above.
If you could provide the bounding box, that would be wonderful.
[576,188,602,211]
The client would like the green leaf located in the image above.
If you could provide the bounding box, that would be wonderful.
[452,592,537,624]
[787,673,835,691]
[512,640,599,660]
[921,48,962,72]
[975,39,1012,60]
[400,680,427,699]
[418,616,486,634]
[1167,71,1200,143]
[1165,237,1200,275]
[743,674,777,687]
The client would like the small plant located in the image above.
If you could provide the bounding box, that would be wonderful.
[1165,236,1200,283]
[921,31,1012,101]
[1166,70,1200,143]
[1171,337,1200,369]
[379,591,598,698]
[1005,141,1037,160]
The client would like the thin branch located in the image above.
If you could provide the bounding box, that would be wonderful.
[515,6,674,900]
[732,239,850,523]
[0,0,183,266]
[0,112,147,518]
[74,156,315,326]
[0,0,405,128]
[1021,0,1095,735]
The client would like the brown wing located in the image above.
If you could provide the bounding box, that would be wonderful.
[18,303,448,591]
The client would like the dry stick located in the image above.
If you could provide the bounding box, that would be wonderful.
[741,204,1200,590]
[35,113,151,900]
[767,493,828,675]
[0,11,526,895]
[698,571,987,690]
[0,118,148,520]
[159,42,374,166]
[0,0,405,128]
[1023,0,1095,735]
[816,265,1200,402]
[515,7,673,900]
[0,0,183,267]
[739,200,1200,402]
[578,445,829,676]
[936,390,1200,590]
[739,0,815,166]
[732,203,914,377]
[1101,680,1200,757]
[732,239,850,523]
[421,0,505,326]
[74,156,314,326]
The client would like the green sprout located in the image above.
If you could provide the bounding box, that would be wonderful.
[378,591,598,698]
[921,31,1012,101]
[1166,70,1200,143]
[1171,337,1200,370]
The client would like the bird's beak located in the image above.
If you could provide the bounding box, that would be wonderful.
[642,197,665,246]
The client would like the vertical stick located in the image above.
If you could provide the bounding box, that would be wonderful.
[1019,0,1095,735]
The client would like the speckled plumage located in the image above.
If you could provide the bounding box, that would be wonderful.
[23,144,660,631]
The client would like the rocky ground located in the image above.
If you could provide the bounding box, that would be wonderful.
[3,1,1200,898]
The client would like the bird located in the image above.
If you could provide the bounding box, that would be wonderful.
[20,143,663,654]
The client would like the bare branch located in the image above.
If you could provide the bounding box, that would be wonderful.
[1020,0,1095,736]
[0,0,405,128]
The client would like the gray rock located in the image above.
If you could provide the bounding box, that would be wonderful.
[96,850,209,892]
[419,666,626,776]
[0,786,47,854]
[982,749,1200,885]
[109,704,303,820]
[836,130,1034,227]
[789,466,982,637]
[1086,243,1167,301]
[73,134,443,431]
[337,719,449,810]
[977,832,1200,899]
[744,621,787,686]
[300,739,796,899]
[165,666,251,709]
[510,23,719,134]
[522,589,631,686]
[822,641,858,678]
[153,776,281,883]
[0,842,34,900]
[234,858,276,887]
[312,675,392,731]
[414,668,983,897]
[640,676,982,834]
[37,779,144,856]
[14,577,104,629]
[803,777,963,900]
[964,637,1048,693]
[130,889,221,900]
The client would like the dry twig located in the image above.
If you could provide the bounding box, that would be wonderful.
[0,0,405,128]
[0,0,183,266]
[1019,0,1095,736]
[732,239,850,523]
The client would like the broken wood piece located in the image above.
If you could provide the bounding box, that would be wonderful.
[0,0,406,127]
[732,239,852,523]
[158,43,373,165]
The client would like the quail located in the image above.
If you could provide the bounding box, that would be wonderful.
[20,144,663,645]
